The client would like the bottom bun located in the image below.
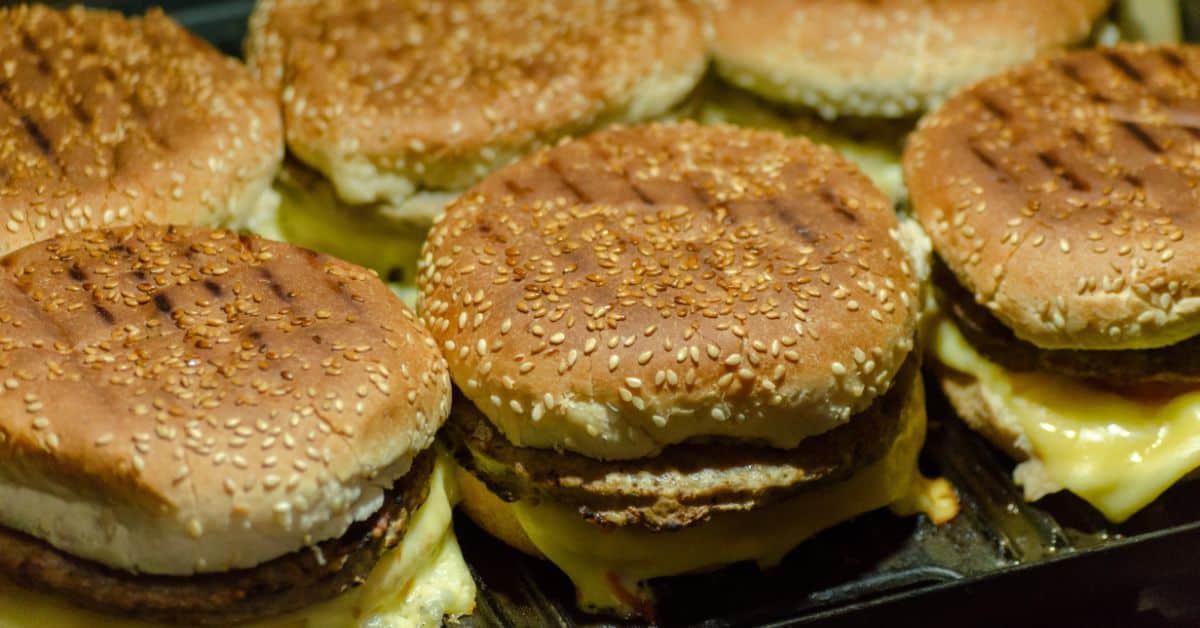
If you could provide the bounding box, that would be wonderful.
[455,465,545,560]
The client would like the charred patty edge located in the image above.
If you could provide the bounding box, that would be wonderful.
[445,357,919,530]
[935,257,1200,384]
[0,448,435,626]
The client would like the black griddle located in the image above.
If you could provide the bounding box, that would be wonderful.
[44,2,1200,626]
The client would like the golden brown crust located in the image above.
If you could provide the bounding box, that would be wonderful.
[0,6,282,253]
[0,225,449,576]
[710,0,1109,118]
[246,0,707,202]
[420,122,922,460]
[908,44,1200,349]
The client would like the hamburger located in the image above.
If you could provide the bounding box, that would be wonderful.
[0,225,474,626]
[907,44,1200,523]
[245,0,708,300]
[0,5,283,253]
[700,0,1112,201]
[420,122,956,618]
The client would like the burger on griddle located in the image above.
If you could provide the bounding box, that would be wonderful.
[245,0,708,300]
[0,5,283,252]
[0,225,474,626]
[908,44,1200,522]
[700,0,1112,201]
[421,122,956,618]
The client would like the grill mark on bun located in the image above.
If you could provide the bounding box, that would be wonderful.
[547,159,589,203]
[1120,120,1163,153]
[966,140,1014,183]
[1056,60,1110,103]
[257,267,291,302]
[153,292,173,315]
[975,94,1010,121]
[1036,150,1090,192]
[202,280,222,297]
[819,187,858,223]
[1103,50,1146,84]
[93,304,116,325]
[68,264,86,282]
[19,26,93,129]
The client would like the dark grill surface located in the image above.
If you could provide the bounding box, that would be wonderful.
[45,2,1200,625]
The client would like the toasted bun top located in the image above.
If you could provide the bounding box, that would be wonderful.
[908,44,1200,350]
[0,6,283,254]
[0,225,449,575]
[246,0,707,204]
[420,122,922,460]
[710,0,1108,118]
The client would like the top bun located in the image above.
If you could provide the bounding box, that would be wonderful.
[0,225,450,576]
[0,6,282,254]
[711,0,1109,118]
[246,0,708,219]
[908,44,1200,350]
[420,122,923,460]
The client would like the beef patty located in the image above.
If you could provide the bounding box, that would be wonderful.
[936,258,1200,384]
[0,449,434,626]
[444,357,919,530]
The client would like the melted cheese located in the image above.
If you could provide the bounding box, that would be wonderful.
[932,317,1200,522]
[0,455,475,628]
[508,384,927,617]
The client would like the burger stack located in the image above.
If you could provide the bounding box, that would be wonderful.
[0,0,1195,626]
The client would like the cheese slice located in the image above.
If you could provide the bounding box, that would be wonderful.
[0,454,476,628]
[507,381,928,617]
[931,316,1200,522]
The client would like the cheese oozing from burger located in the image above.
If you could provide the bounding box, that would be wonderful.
[0,454,475,628]
[932,316,1200,522]
[492,381,936,615]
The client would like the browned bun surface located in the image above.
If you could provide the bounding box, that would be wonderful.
[420,122,923,460]
[0,6,282,253]
[908,44,1200,350]
[0,225,449,577]
[710,0,1108,118]
[247,0,707,207]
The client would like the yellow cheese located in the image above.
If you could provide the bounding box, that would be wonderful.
[509,383,927,617]
[0,455,475,628]
[931,316,1200,522]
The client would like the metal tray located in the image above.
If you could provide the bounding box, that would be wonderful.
[51,2,1200,625]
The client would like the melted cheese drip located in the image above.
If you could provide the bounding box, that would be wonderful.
[0,455,475,628]
[508,383,927,617]
[932,317,1200,522]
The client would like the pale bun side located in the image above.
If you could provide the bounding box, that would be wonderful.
[455,465,545,559]
[711,0,1108,118]
[0,225,449,576]
[421,122,923,460]
[908,45,1200,350]
[0,6,283,254]
[246,0,707,210]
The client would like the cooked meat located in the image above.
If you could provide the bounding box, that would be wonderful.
[936,258,1200,384]
[445,359,918,530]
[0,450,434,626]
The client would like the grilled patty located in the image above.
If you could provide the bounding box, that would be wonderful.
[0,449,434,626]
[445,357,918,530]
[936,258,1200,384]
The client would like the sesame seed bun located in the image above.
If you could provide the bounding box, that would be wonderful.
[908,44,1200,350]
[710,0,1109,119]
[0,6,283,253]
[246,0,708,222]
[0,225,450,576]
[419,122,923,460]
